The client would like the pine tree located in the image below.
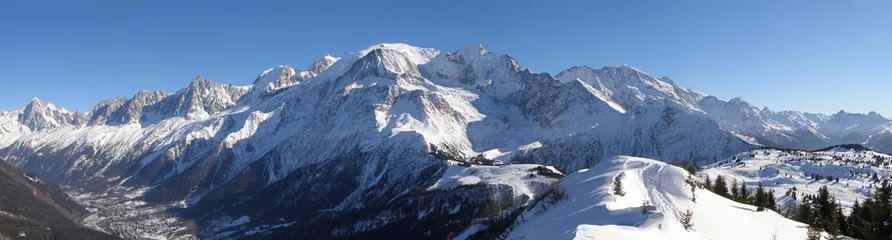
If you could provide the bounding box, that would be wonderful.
[713,175,730,198]
[739,181,751,204]
[704,175,712,190]
[848,199,864,239]
[863,179,892,240]
[812,186,834,229]
[754,181,765,211]
[686,175,697,203]
[835,203,848,237]
[794,196,812,223]
[680,208,694,231]
[731,179,740,201]
[613,176,626,196]
[805,224,821,240]
[766,189,777,211]
[824,206,842,240]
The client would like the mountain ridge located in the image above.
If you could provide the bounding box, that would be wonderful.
[0,42,889,238]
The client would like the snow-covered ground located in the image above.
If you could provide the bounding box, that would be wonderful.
[428,160,563,199]
[4,42,891,239]
[509,156,812,240]
[700,147,892,211]
[69,186,196,240]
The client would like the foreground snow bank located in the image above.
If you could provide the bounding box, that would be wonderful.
[509,156,810,240]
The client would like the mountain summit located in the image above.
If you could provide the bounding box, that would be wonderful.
[0,43,889,239]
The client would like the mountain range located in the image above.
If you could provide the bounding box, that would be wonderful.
[1,43,890,239]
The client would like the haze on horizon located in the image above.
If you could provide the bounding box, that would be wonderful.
[1,0,889,116]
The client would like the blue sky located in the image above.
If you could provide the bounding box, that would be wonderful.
[1,1,890,116]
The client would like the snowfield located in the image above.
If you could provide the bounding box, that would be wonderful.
[510,156,811,240]
[700,147,892,211]
[1,42,890,238]
[428,160,563,199]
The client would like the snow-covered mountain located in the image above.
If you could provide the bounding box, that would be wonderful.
[0,43,888,238]
[556,65,892,154]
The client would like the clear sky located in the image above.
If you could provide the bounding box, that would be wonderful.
[1,1,890,116]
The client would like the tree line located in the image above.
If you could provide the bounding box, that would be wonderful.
[705,175,892,239]
[703,175,777,211]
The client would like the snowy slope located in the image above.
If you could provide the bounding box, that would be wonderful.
[555,65,706,112]
[0,42,887,238]
[699,146,892,211]
[510,156,811,240]
[427,160,563,199]
[698,97,892,153]
[0,98,83,148]
[556,65,892,155]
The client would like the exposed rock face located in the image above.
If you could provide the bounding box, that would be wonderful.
[0,43,889,238]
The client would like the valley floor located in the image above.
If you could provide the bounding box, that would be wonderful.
[67,187,196,240]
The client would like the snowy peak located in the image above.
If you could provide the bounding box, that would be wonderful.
[823,109,891,128]
[4,42,887,239]
[291,55,342,82]
[818,109,892,140]
[829,109,889,122]
[555,65,705,111]
[253,65,297,90]
[87,96,130,125]
[357,43,440,66]
[306,55,339,76]
[420,44,533,99]
[16,97,81,131]
[354,48,424,77]
[83,76,247,125]
[453,44,488,58]
[169,76,249,119]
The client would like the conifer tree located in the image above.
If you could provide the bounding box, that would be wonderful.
[805,224,821,240]
[766,189,777,211]
[731,179,740,201]
[863,179,892,239]
[835,203,848,237]
[824,206,842,240]
[754,181,765,211]
[704,175,712,189]
[612,176,626,196]
[713,175,730,198]
[848,199,864,239]
[680,209,694,231]
[686,175,697,203]
[739,181,751,204]
[794,196,812,223]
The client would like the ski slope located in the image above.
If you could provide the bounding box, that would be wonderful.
[509,156,811,240]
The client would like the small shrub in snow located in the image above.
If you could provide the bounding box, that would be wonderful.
[640,200,650,215]
[680,208,694,231]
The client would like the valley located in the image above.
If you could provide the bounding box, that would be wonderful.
[1,43,891,239]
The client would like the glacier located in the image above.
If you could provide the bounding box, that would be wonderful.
[1,43,890,238]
